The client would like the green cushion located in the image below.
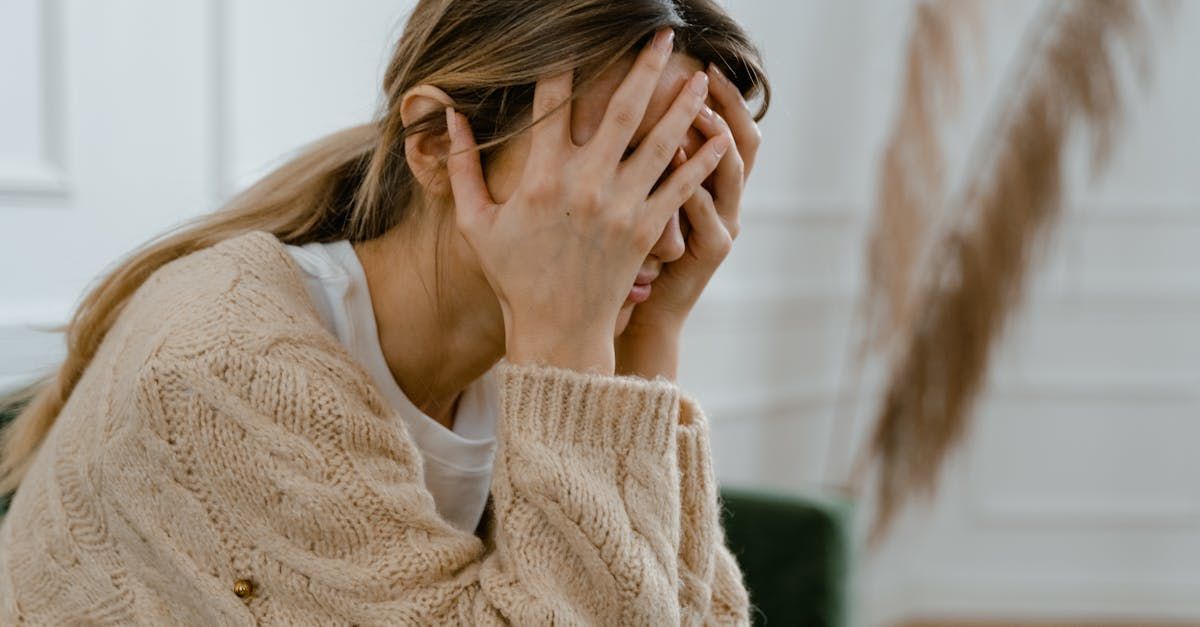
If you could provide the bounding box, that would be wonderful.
[0,404,849,626]
[0,403,12,516]
[718,486,851,627]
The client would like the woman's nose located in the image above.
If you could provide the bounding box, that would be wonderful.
[650,209,686,263]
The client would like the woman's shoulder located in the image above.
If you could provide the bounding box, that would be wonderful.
[123,230,333,361]
[114,230,388,419]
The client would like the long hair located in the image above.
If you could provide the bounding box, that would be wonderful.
[0,0,770,494]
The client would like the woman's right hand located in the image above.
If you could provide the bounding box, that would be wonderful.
[445,29,730,375]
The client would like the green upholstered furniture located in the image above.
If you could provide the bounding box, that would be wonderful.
[719,486,851,626]
[0,403,850,626]
[0,403,11,516]
[0,401,14,517]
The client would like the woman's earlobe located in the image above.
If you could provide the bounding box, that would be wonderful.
[400,85,457,197]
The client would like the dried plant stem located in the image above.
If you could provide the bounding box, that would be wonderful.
[825,0,985,490]
[866,0,984,348]
[863,0,1163,541]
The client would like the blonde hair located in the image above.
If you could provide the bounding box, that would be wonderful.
[0,0,769,494]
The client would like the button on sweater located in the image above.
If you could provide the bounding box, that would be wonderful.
[0,231,751,625]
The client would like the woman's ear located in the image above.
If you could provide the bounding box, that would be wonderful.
[400,84,456,197]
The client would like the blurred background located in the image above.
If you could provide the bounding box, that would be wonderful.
[2,1,1198,625]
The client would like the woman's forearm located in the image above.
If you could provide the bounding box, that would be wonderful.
[615,321,683,382]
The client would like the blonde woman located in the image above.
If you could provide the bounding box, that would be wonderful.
[0,0,768,623]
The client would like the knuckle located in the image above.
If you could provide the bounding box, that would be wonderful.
[632,223,657,251]
[732,152,746,179]
[527,175,561,202]
[649,138,675,163]
[713,234,734,257]
[715,111,732,133]
[604,213,634,240]
[709,144,726,165]
[570,185,603,212]
[675,179,697,203]
[537,91,567,115]
[748,124,763,148]
[612,105,639,130]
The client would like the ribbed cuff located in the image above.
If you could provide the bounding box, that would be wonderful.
[495,359,680,458]
[676,391,720,580]
[677,392,718,507]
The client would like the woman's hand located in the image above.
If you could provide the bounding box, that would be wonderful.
[446,30,729,375]
[616,63,762,381]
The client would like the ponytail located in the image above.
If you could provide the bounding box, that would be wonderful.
[0,123,382,493]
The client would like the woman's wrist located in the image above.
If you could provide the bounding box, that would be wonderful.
[507,330,616,376]
[615,321,683,382]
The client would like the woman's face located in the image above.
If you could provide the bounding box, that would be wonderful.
[482,52,712,337]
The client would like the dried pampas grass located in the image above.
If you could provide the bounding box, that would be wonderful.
[866,0,984,347]
[864,0,1168,540]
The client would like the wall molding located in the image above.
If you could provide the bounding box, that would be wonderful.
[695,283,1200,311]
[895,574,1200,620]
[961,380,1199,527]
[740,199,1200,224]
[0,0,69,201]
[969,496,1200,527]
[697,385,833,419]
[207,0,235,204]
[11,283,1200,328]
[0,319,63,394]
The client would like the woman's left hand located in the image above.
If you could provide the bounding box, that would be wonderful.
[616,64,761,382]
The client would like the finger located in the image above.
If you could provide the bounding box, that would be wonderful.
[666,146,688,195]
[588,28,676,162]
[645,132,729,231]
[707,63,761,179]
[680,186,734,258]
[530,70,573,163]
[445,108,494,225]
[621,71,711,192]
[690,106,743,228]
[671,147,686,170]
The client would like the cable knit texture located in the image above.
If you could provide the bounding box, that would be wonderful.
[0,230,751,625]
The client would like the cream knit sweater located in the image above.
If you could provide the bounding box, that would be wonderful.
[0,231,751,625]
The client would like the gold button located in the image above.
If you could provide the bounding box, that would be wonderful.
[233,578,255,599]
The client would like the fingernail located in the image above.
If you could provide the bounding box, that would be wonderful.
[699,105,715,121]
[653,29,675,54]
[674,147,687,165]
[713,134,730,156]
[709,63,729,84]
[689,71,709,96]
[445,107,457,134]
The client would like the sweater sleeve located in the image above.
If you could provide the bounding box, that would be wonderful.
[135,340,688,625]
[676,392,753,626]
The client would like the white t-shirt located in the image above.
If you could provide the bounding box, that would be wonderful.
[283,240,498,534]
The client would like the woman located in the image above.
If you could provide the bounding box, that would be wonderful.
[0,0,768,623]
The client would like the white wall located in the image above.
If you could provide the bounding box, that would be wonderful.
[2,1,1199,625]
[714,1,1200,625]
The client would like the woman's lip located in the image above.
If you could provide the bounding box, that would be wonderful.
[627,283,652,304]
[634,272,659,285]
